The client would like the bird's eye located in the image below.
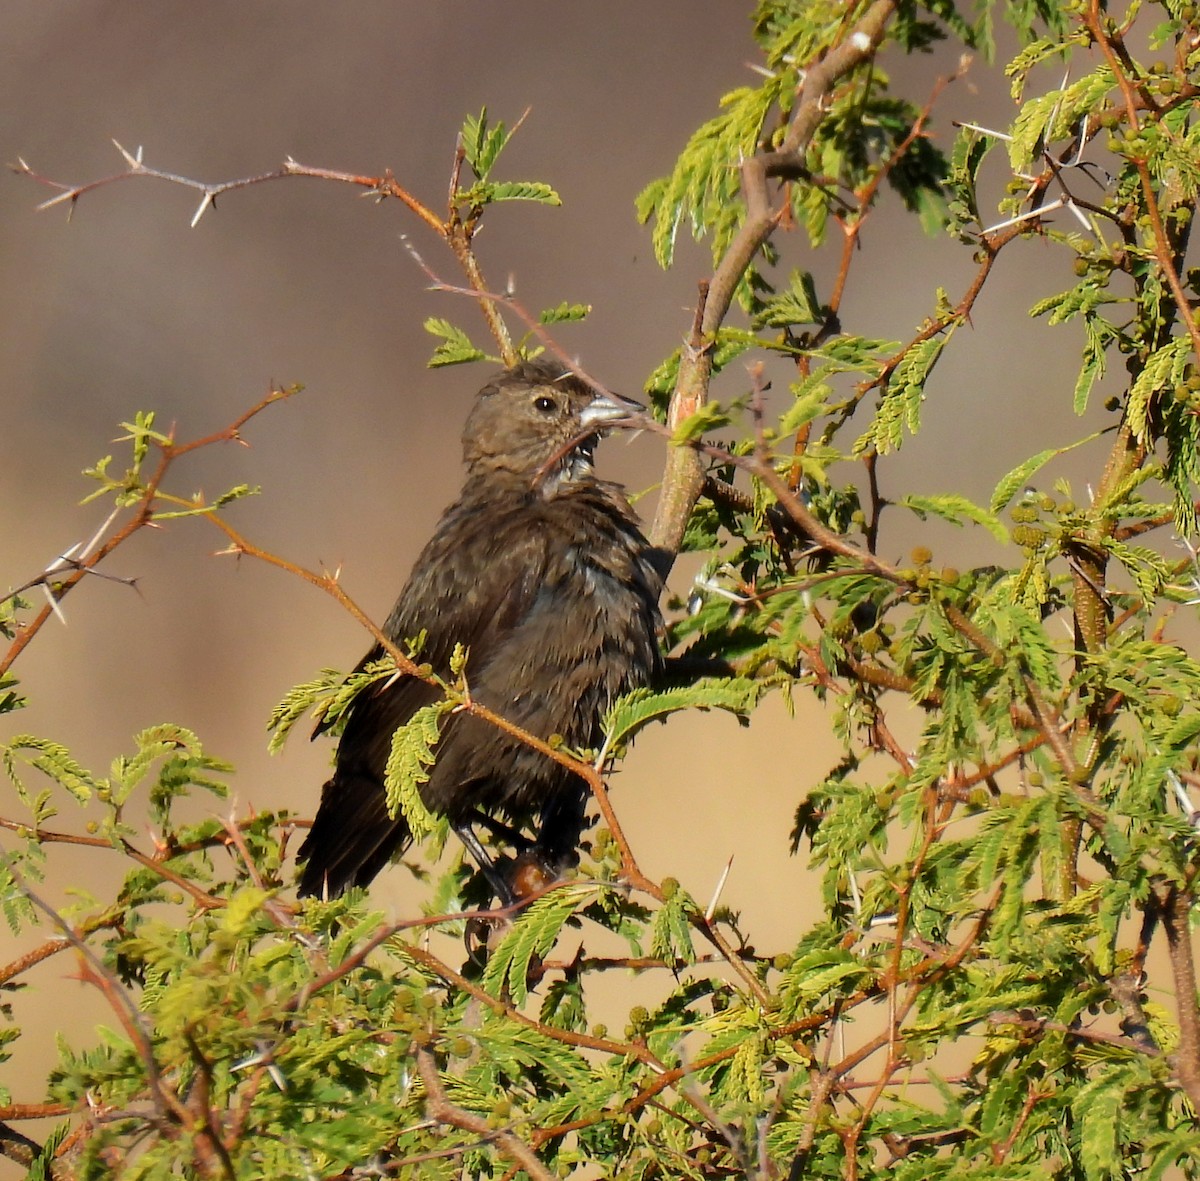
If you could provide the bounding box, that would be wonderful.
[533,395,557,413]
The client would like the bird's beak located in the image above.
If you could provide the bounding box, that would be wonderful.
[580,391,645,429]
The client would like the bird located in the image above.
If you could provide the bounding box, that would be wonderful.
[297,358,664,901]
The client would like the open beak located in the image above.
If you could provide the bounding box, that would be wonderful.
[580,391,645,430]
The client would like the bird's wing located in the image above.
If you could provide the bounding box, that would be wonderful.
[331,522,552,780]
[297,522,553,897]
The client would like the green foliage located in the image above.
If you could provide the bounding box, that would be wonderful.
[424,315,489,368]
[457,108,561,207]
[538,300,591,325]
[603,677,764,752]
[901,492,1010,543]
[384,699,457,841]
[481,884,595,1006]
[267,657,398,751]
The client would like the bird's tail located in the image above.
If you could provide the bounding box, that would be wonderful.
[296,770,411,899]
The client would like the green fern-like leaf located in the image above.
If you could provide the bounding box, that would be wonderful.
[901,493,1009,544]
[649,886,697,964]
[603,678,763,752]
[424,317,488,368]
[2,736,98,804]
[481,884,594,1006]
[470,180,560,205]
[538,301,591,324]
[461,107,510,183]
[855,334,949,455]
[383,700,456,841]
[268,658,396,752]
[989,431,1101,513]
[753,269,822,328]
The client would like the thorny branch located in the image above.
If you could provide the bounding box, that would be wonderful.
[1,384,299,677]
[416,1045,555,1181]
[1164,882,1200,1112]
[12,143,517,365]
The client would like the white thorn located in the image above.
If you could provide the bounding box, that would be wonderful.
[1064,199,1092,231]
[36,190,78,212]
[191,191,213,228]
[705,856,734,922]
[112,139,140,170]
[41,584,67,627]
[981,197,1064,234]
[955,121,1014,142]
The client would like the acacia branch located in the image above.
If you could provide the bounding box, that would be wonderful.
[0,384,298,677]
[13,143,522,362]
[0,817,224,911]
[7,868,189,1134]
[649,0,900,564]
[1163,884,1200,1110]
[416,1045,555,1181]
[0,906,123,986]
[1083,0,1200,362]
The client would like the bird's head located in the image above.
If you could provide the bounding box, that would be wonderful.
[462,359,640,490]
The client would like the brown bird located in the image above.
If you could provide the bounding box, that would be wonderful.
[297,359,663,900]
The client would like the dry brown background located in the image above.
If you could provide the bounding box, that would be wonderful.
[0,1,1093,1156]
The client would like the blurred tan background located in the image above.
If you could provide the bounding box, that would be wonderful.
[1,1,1095,1155]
